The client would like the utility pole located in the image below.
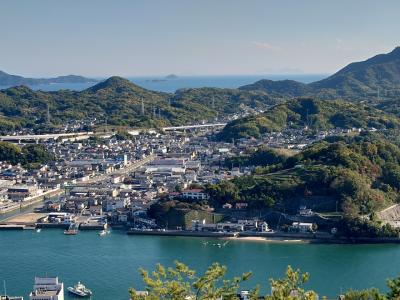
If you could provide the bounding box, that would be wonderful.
[46,104,51,124]
[305,108,310,130]
[377,71,381,101]
[141,98,145,115]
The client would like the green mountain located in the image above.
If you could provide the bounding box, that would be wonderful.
[208,135,400,237]
[0,70,97,86]
[217,98,400,141]
[240,79,311,97]
[0,76,276,133]
[310,47,400,97]
[239,47,400,101]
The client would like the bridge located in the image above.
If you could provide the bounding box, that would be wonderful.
[162,123,227,131]
[0,132,94,142]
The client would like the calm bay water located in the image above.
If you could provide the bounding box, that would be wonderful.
[0,74,327,93]
[1,230,400,299]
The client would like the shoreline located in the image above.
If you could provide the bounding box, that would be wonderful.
[126,229,400,244]
[2,212,400,245]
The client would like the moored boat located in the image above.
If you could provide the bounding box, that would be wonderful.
[67,281,92,297]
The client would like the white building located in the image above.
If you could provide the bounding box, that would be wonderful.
[181,189,209,201]
[105,198,129,212]
[291,222,314,233]
[299,206,314,216]
[192,219,244,232]
[29,277,64,300]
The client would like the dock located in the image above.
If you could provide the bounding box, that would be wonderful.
[0,212,47,230]
[0,224,29,230]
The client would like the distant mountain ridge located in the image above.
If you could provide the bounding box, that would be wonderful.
[0,70,97,86]
[0,76,276,133]
[1,47,400,134]
[240,47,400,100]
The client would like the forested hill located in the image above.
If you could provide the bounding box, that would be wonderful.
[207,135,400,237]
[217,98,400,141]
[239,47,400,101]
[0,76,276,133]
[0,70,97,86]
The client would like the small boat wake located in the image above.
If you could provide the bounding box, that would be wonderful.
[99,229,111,236]
[202,240,229,248]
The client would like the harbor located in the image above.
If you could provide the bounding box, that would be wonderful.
[2,209,400,245]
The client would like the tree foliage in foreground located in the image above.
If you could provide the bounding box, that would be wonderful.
[129,261,254,300]
[130,262,400,300]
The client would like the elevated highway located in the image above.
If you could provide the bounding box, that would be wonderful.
[0,122,227,142]
[0,132,94,142]
[162,123,226,131]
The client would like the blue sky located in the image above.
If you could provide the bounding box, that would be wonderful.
[1,0,399,77]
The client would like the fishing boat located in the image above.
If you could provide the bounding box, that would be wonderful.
[64,223,78,235]
[67,281,92,297]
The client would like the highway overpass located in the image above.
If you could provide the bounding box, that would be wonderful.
[0,122,227,142]
[0,132,94,142]
[162,123,227,131]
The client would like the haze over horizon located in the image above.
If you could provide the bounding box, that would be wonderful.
[1,0,399,77]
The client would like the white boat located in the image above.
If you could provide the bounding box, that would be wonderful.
[99,230,107,236]
[67,281,92,297]
[36,228,41,233]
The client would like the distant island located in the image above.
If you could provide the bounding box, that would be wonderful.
[0,70,98,86]
[165,74,179,79]
[146,74,179,83]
